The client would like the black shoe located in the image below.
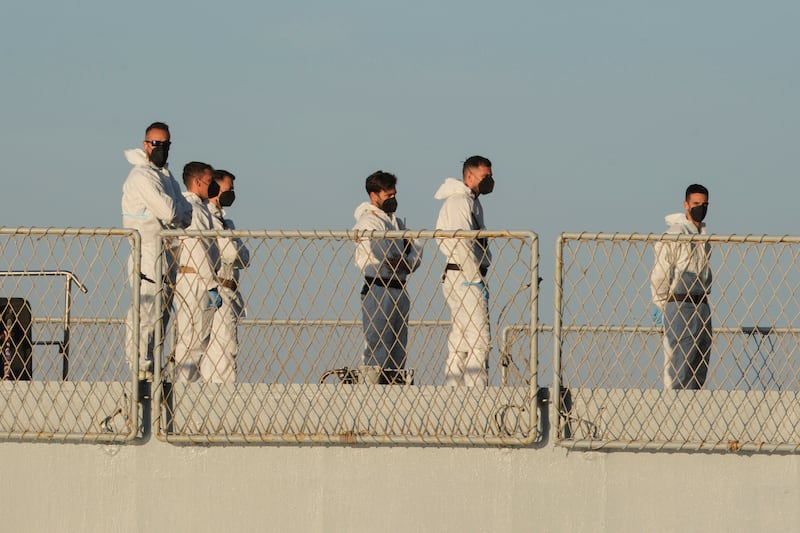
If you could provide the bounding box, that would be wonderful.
[379,368,412,385]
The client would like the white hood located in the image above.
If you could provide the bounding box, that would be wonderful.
[353,201,380,222]
[664,213,687,227]
[434,178,471,201]
[124,148,168,171]
[664,212,705,234]
[124,148,149,166]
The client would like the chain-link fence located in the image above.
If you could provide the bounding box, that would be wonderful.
[10,227,799,451]
[155,229,539,444]
[555,233,800,451]
[0,228,140,442]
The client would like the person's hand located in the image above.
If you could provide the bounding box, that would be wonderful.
[463,280,489,300]
[651,308,663,326]
[387,254,410,274]
[208,288,223,309]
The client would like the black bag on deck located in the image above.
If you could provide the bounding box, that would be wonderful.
[0,298,33,380]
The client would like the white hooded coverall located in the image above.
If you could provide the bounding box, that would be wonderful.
[173,191,218,383]
[353,202,422,381]
[205,203,250,384]
[434,178,492,387]
[121,148,192,375]
[650,213,713,389]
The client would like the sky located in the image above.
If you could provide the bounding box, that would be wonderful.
[2,1,799,280]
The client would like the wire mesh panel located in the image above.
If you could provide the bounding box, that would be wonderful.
[155,229,539,444]
[0,228,140,442]
[555,233,800,451]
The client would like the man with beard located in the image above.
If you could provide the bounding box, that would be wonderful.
[353,171,422,384]
[434,155,495,387]
[121,122,192,381]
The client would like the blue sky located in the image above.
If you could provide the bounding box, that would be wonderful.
[2,1,798,261]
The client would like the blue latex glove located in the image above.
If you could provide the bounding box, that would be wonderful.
[651,308,663,326]
[463,280,489,300]
[208,288,223,309]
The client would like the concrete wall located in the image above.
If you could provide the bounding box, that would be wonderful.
[2,438,798,533]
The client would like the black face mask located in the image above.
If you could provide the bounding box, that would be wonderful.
[380,197,397,214]
[207,180,220,199]
[478,176,495,195]
[149,145,169,168]
[219,190,236,207]
[690,204,708,223]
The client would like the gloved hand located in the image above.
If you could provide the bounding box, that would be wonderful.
[651,308,663,326]
[463,280,489,300]
[388,254,410,275]
[208,288,223,309]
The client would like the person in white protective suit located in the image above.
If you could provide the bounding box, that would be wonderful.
[121,122,192,381]
[353,171,422,384]
[434,155,495,387]
[204,169,250,384]
[173,162,221,383]
[650,184,713,390]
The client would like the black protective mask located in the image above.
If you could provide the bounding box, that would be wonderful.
[149,145,169,168]
[207,180,220,199]
[690,204,708,223]
[478,176,495,195]
[380,197,397,214]
[219,190,236,207]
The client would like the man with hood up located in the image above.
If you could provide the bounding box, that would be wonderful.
[650,183,713,390]
[434,155,495,387]
[121,122,192,381]
[353,171,422,384]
